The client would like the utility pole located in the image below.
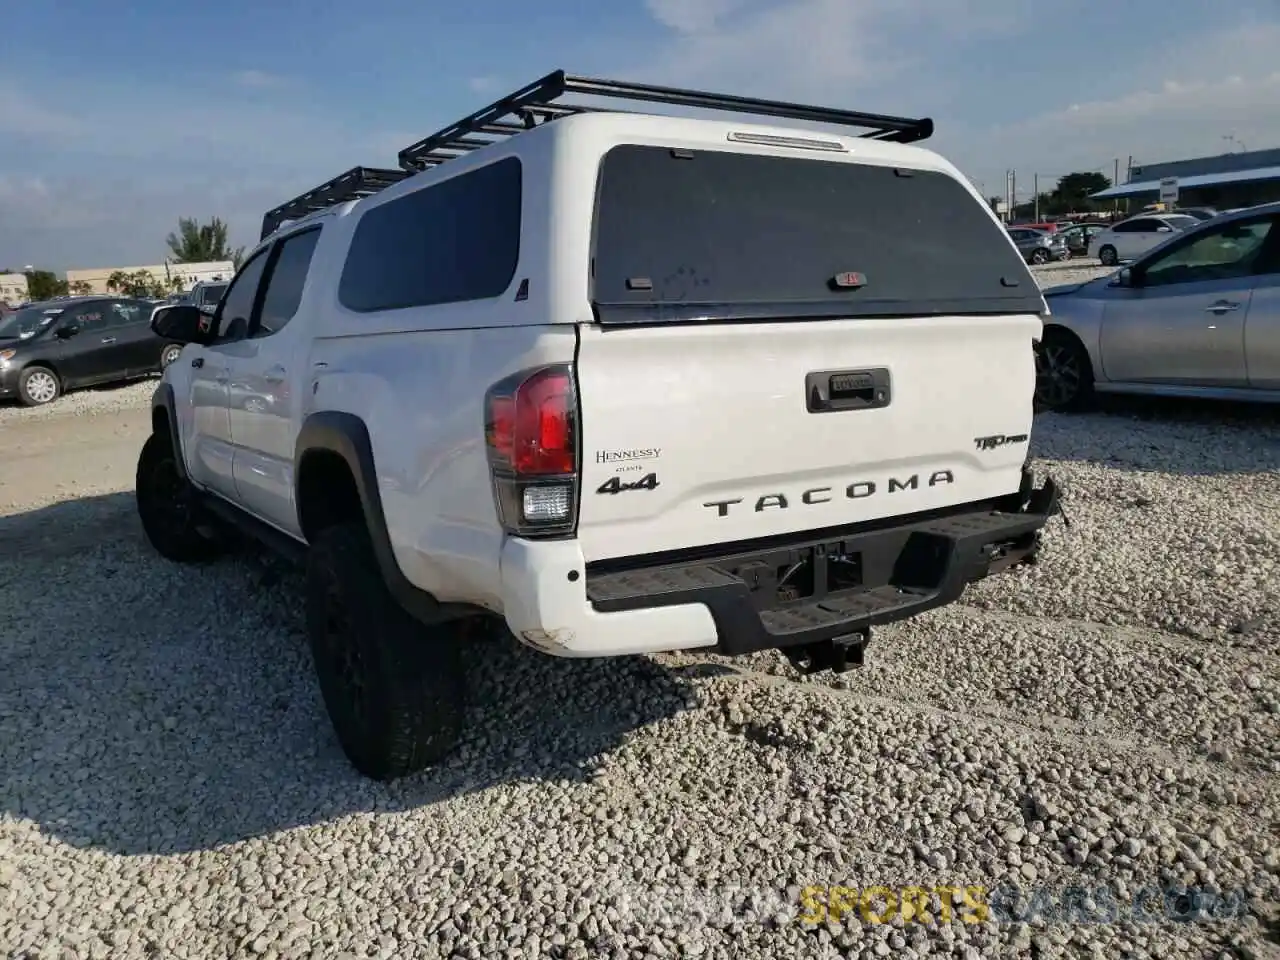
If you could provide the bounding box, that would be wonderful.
[1033,173,1039,221]
[1125,155,1133,215]
[1010,170,1017,222]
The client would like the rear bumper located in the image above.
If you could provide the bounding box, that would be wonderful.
[497,471,1061,658]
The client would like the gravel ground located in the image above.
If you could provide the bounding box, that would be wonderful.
[2,265,1278,960]
[0,378,157,425]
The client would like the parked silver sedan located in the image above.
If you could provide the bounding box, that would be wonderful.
[1007,226,1070,265]
[1035,201,1280,410]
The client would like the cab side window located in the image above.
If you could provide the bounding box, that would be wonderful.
[212,250,271,344]
[253,228,322,338]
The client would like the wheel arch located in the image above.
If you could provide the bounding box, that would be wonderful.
[18,360,63,387]
[151,382,187,480]
[1035,321,1098,411]
[158,341,183,368]
[1041,320,1086,346]
[1040,317,1104,382]
[21,357,61,377]
[294,411,458,625]
[1040,322,1095,370]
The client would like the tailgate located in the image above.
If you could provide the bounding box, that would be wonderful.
[574,314,1041,562]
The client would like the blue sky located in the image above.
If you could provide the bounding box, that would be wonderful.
[3,0,1279,271]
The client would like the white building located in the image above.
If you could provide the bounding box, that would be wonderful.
[65,260,235,295]
[0,273,29,305]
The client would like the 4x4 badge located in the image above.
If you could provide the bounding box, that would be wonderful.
[596,473,659,495]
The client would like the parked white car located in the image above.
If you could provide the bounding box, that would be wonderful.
[1092,213,1201,266]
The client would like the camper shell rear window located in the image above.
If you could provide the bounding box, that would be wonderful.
[590,144,1044,324]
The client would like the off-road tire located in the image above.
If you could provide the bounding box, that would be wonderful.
[305,521,466,780]
[136,432,227,562]
[17,366,61,406]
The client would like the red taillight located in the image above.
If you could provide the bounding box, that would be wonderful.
[511,369,574,475]
[488,396,516,464]
[484,365,579,537]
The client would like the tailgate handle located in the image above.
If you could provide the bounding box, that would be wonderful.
[806,368,891,413]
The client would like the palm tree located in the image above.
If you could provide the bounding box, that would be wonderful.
[165,217,245,266]
[107,269,166,298]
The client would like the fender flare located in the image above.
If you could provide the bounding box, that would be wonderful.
[151,382,187,481]
[294,411,449,624]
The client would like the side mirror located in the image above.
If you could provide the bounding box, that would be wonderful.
[150,305,213,344]
[1156,225,1173,233]
[55,323,80,339]
[1110,267,1135,288]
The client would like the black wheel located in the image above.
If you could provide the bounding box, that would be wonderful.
[1098,245,1118,266]
[1035,329,1095,412]
[159,344,183,369]
[135,432,226,562]
[17,366,61,406]
[305,522,466,780]
[1030,247,1051,265]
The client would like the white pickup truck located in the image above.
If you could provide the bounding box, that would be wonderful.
[136,71,1060,780]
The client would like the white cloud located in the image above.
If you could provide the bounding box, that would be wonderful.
[634,0,893,99]
[0,88,82,140]
[633,0,1031,105]
[231,69,288,89]
[6,3,1280,270]
[643,0,746,34]
[630,2,1280,196]
[0,175,50,212]
[964,21,1280,188]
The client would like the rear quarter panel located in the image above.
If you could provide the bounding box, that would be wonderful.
[300,141,573,611]
[306,324,578,612]
[1044,279,1110,383]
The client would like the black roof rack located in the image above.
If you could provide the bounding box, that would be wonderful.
[397,69,933,172]
[260,166,411,240]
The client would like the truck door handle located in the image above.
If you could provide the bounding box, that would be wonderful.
[806,368,892,413]
[191,357,204,369]
[1205,301,1240,313]
[262,365,287,384]
[100,337,117,344]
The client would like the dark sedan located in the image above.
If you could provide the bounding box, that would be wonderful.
[0,296,185,406]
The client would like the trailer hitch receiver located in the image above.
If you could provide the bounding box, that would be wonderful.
[783,628,871,675]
